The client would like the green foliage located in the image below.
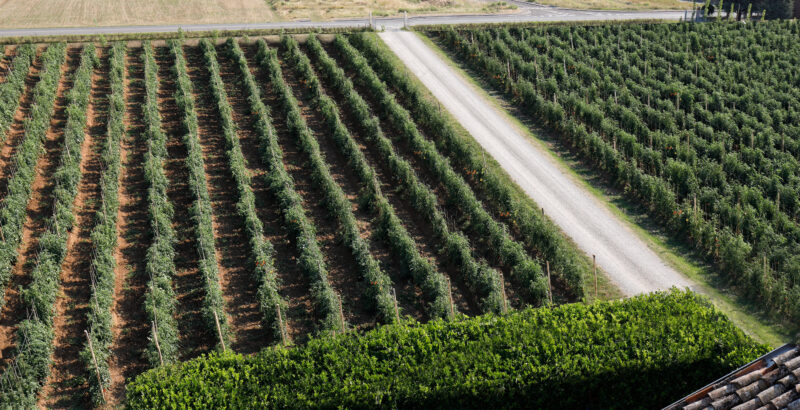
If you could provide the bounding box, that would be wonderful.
[304,34,451,319]
[81,41,126,404]
[248,39,339,334]
[0,44,36,142]
[0,43,91,405]
[279,35,396,323]
[333,35,505,314]
[126,290,768,409]
[430,21,800,321]
[168,39,230,350]
[141,40,180,366]
[349,32,587,300]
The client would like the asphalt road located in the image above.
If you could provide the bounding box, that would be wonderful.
[0,2,691,38]
[380,30,695,296]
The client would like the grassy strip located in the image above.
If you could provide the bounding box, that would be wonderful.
[350,33,587,298]
[202,38,285,341]
[331,35,503,314]
[126,289,768,409]
[251,39,340,334]
[0,43,91,406]
[280,35,396,323]
[167,40,230,350]
[80,41,125,404]
[304,34,451,319]
[0,44,35,142]
[140,41,180,366]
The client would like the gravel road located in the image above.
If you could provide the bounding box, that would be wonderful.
[379,30,695,296]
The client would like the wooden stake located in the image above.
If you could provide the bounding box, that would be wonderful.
[85,330,106,403]
[392,288,399,322]
[151,321,163,366]
[338,296,346,333]
[593,255,597,301]
[446,277,455,318]
[546,261,553,305]
[276,304,286,346]
[213,311,226,352]
[499,273,508,314]
[0,225,4,242]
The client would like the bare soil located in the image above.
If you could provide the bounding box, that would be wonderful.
[153,45,215,360]
[104,44,151,406]
[182,44,268,354]
[230,44,316,344]
[39,45,110,409]
[0,45,79,370]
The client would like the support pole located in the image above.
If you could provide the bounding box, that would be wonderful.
[85,330,106,403]
[151,321,163,366]
[546,261,553,305]
[499,273,507,314]
[446,277,455,318]
[403,11,408,28]
[213,311,226,352]
[339,296,346,333]
[392,288,399,322]
[276,304,286,346]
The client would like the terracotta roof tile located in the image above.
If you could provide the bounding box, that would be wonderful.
[668,345,800,410]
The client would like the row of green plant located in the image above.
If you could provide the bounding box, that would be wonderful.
[140,41,180,366]
[126,289,768,409]
[0,43,92,406]
[431,22,800,320]
[248,39,340,334]
[167,39,230,349]
[303,34,451,319]
[330,35,503,314]
[349,33,587,298]
[80,42,125,404]
[0,43,66,313]
[0,44,36,142]
[202,38,286,342]
[343,34,548,301]
[279,35,396,323]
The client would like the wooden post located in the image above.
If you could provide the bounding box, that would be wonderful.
[446,277,455,318]
[338,296,346,333]
[693,194,697,214]
[85,330,106,402]
[369,11,373,29]
[593,255,597,301]
[213,311,226,352]
[392,288,399,322]
[499,273,507,314]
[0,225,4,242]
[546,261,553,305]
[151,321,163,366]
[403,11,408,28]
[276,304,286,346]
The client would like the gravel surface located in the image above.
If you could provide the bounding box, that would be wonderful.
[380,30,695,296]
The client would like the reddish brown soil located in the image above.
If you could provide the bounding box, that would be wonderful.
[181,44,270,354]
[0,45,79,371]
[153,45,214,360]
[0,45,17,84]
[39,45,110,409]
[105,44,151,406]
[228,44,315,344]
[0,46,42,199]
[321,42,481,316]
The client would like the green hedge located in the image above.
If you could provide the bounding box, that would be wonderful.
[126,290,768,409]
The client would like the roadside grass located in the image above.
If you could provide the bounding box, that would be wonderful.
[364,33,624,305]
[530,0,693,10]
[410,30,795,348]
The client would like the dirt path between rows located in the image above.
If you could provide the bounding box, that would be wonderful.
[379,31,693,296]
[0,45,78,371]
[39,45,110,409]
[105,44,150,406]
